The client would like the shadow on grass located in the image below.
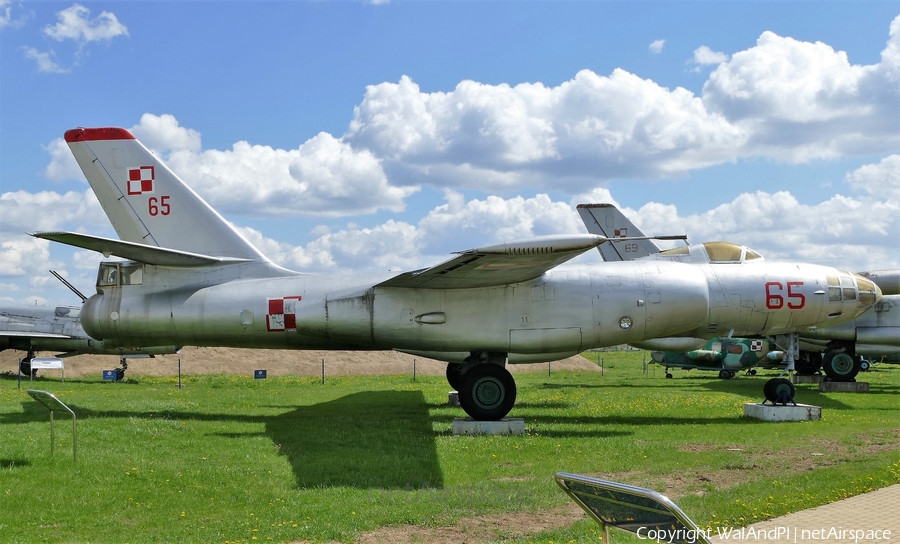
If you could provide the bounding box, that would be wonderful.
[0,458,32,469]
[5,389,443,490]
[266,390,443,490]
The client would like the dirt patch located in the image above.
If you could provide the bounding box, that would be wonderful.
[0,347,600,379]
[354,502,585,544]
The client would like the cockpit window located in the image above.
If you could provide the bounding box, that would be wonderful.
[858,278,878,306]
[121,264,143,285]
[840,274,857,301]
[745,248,763,261]
[826,274,842,302]
[704,242,744,263]
[96,262,143,288]
[98,264,119,287]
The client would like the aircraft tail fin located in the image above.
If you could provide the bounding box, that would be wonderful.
[64,127,267,262]
[576,203,662,261]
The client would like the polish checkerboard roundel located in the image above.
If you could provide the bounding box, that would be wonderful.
[128,166,155,195]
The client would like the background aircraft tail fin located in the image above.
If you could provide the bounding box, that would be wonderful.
[576,203,662,261]
[64,127,267,262]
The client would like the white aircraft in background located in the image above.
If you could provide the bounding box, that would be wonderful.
[578,203,899,382]
[29,128,880,419]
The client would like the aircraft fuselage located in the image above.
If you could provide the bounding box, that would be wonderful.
[80,258,876,363]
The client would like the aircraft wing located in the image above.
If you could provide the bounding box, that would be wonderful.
[0,331,71,339]
[31,232,254,267]
[377,234,607,289]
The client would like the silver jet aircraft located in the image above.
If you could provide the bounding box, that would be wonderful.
[31,128,881,419]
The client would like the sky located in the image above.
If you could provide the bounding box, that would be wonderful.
[1,1,898,307]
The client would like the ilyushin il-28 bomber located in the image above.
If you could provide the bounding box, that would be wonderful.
[30,128,881,419]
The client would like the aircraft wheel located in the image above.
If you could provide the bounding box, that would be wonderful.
[763,378,795,403]
[665,372,673,379]
[19,357,37,378]
[446,363,465,390]
[822,349,860,382]
[797,353,822,375]
[718,370,731,380]
[457,364,516,421]
[859,360,870,372]
[748,369,757,376]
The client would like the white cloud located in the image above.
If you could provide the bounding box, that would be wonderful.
[205,157,900,276]
[43,3,128,43]
[345,71,744,190]
[21,3,128,73]
[231,192,586,274]
[131,113,201,154]
[846,154,900,201]
[0,0,12,29]
[43,136,82,180]
[629,183,899,271]
[21,46,69,73]
[692,45,728,65]
[882,15,900,83]
[166,131,418,218]
[649,39,666,54]
[702,23,899,162]
[0,235,50,276]
[0,0,30,30]
[41,19,900,217]
[0,189,104,232]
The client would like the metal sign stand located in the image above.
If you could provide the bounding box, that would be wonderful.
[27,390,77,462]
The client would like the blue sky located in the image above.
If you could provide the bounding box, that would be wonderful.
[1,1,898,307]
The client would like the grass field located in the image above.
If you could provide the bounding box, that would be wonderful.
[1,351,898,543]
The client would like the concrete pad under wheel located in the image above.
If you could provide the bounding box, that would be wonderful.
[819,381,869,392]
[792,374,823,384]
[452,417,525,436]
[744,403,822,422]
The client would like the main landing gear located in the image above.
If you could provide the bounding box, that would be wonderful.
[821,345,861,382]
[446,352,517,421]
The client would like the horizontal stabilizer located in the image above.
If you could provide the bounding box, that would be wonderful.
[577,203,685,261]
[31,232,253,267]
[378,234,606,289]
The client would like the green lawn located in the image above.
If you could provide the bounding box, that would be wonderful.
[1,351,898,543]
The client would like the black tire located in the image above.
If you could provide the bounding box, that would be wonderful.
[763,377,795,403]
[19,358,37,378]
[719,370,731,380]
[859,360,870,372]
[457,364,517,421]
[665,373,673,379]
[796,352,822,375]
[823,349,860,381]
[446,363,465,390]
